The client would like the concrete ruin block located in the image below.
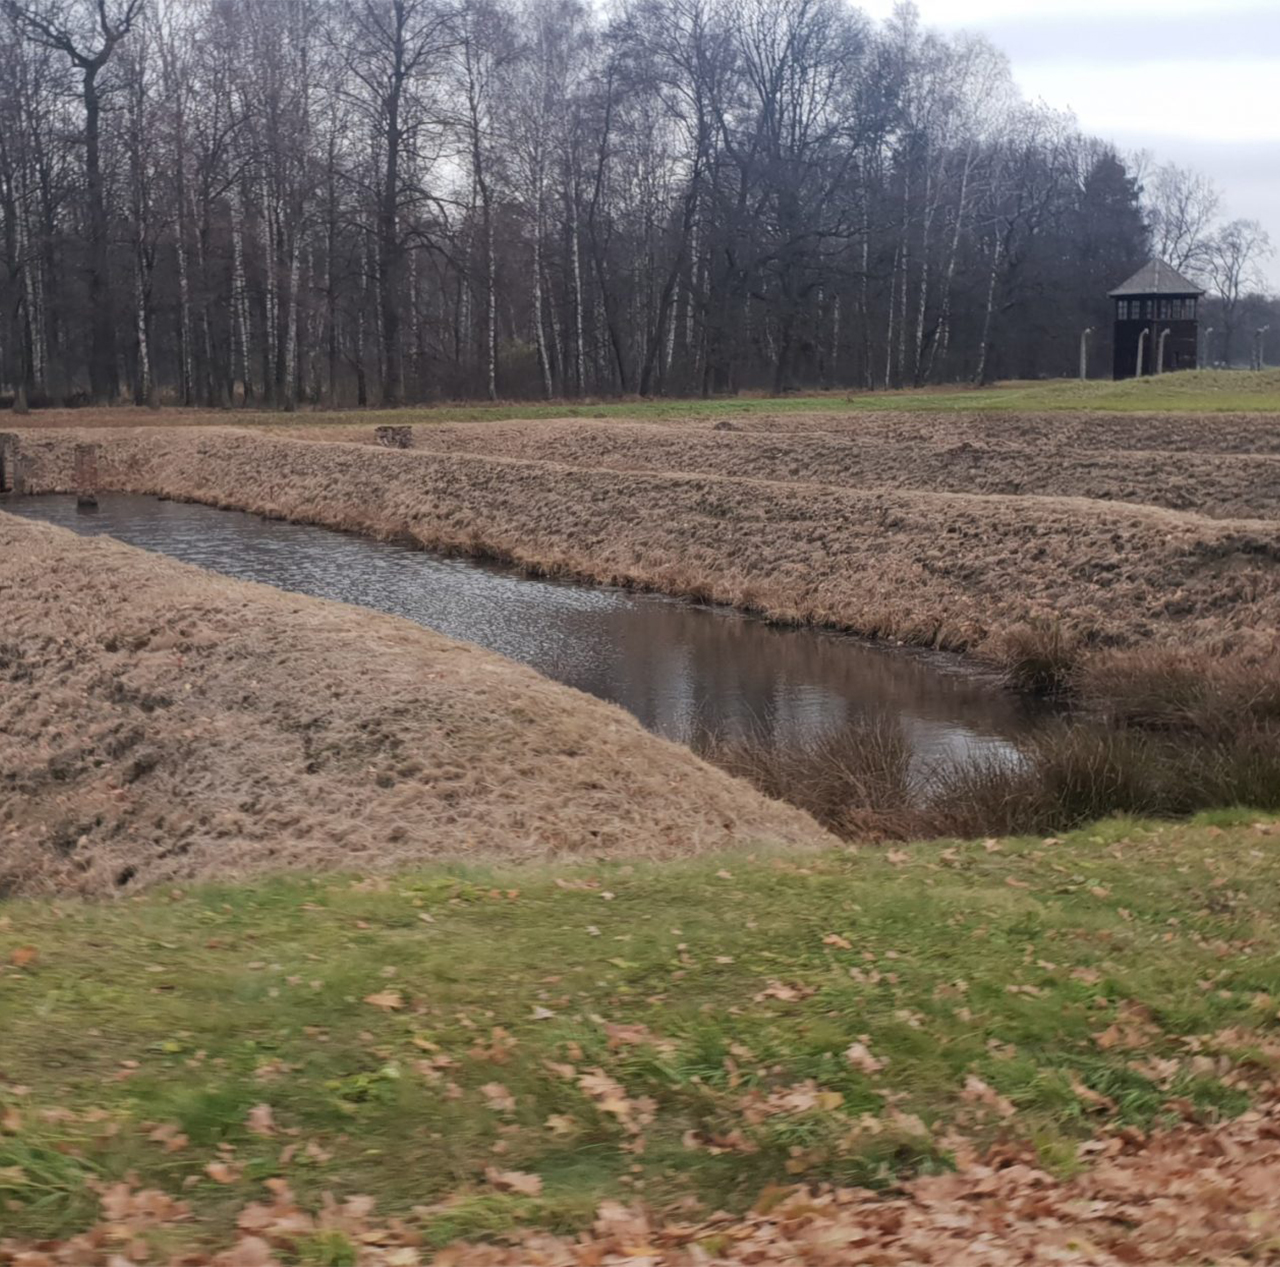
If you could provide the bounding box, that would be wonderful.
[375,425,413,450]
[74,442,100,509]
[0,432,17,494]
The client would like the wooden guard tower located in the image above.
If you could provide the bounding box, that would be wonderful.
[1109,259,1204,379]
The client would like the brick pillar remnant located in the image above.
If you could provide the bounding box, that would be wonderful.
[74,443,100,509]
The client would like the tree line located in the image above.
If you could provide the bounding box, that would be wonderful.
[0,0,1273,409]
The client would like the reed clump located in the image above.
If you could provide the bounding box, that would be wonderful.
[692,715,923,840]
[700,716,1280,843]
[1076,646,1280,732]
[989,619,1082,695]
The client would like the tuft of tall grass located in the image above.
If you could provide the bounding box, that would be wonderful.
[990,620,1081,695]
[1078,647,1280,734]
[692,715,923,840]
[927,724,1170,837]
[698,714,1280,844]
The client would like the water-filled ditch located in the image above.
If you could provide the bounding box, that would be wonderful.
[10,493,1051,774]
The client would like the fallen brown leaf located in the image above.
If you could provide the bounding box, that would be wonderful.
[483,1166,542,1197]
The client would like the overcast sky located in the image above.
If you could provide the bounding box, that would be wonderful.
[859,0,1280,290]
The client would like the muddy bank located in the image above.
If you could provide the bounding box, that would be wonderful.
[0,513,831,897]
[12,425,1280,708]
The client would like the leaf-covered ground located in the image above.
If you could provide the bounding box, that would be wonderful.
[3,812,1280,1263]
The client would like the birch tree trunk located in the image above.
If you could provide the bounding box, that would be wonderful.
[175,178,193,404]
[259,173,278,404]
[533,181,553,398]
[569,180,584,395]
[134,252,151,405]
[912,145,935,386]
[884,244,898,389]
[974,232,1002,385]
[230,183,252,403]
[927,143,974,380]
[485,196,497,398]
[283,232,300,410]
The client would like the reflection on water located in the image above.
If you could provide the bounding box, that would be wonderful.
[10,494,1048,768]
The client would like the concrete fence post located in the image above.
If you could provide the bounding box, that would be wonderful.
[74,443,100,509]
[375,425,413,449]
[0,433,17,494]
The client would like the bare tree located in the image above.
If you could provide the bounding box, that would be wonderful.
[1205,219,1273,365]
[6,0,144,402]
[341,0,454,405]
[0,0,1268,409]
[1146,161,1220,276]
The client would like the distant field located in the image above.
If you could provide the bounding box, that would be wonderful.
[8,369,1280,430]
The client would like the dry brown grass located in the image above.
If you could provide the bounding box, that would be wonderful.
[1076,646,1280,731]
[298,416,1280,520]
[692,716,924,840]
[0,512,831,897]
[685,407,1280,453]
[15,425,1280,697]
[695,714,1280,843]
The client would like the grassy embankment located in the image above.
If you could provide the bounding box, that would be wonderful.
[0,514,825,898]
[329,414,1280,519]
[16,427,1280,691]
[294,368,1280,423]
[12,415,1280,841]
[3,813,1279,1258]
[11,369,1280,429]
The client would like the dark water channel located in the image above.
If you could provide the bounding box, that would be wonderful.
[10,494,1048,771]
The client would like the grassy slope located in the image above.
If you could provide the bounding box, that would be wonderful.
[3,813,1279,1251]
[382,370,1280,423]
[265,369,1280,423]
[14,370,1280,431]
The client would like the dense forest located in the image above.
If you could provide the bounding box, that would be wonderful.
[0,0,1273,408]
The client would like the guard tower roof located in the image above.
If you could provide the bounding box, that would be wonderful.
[1108,259,1205,297]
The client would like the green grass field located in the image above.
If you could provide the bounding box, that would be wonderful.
[4,812,1279,1253]
[248,369,1280,427]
